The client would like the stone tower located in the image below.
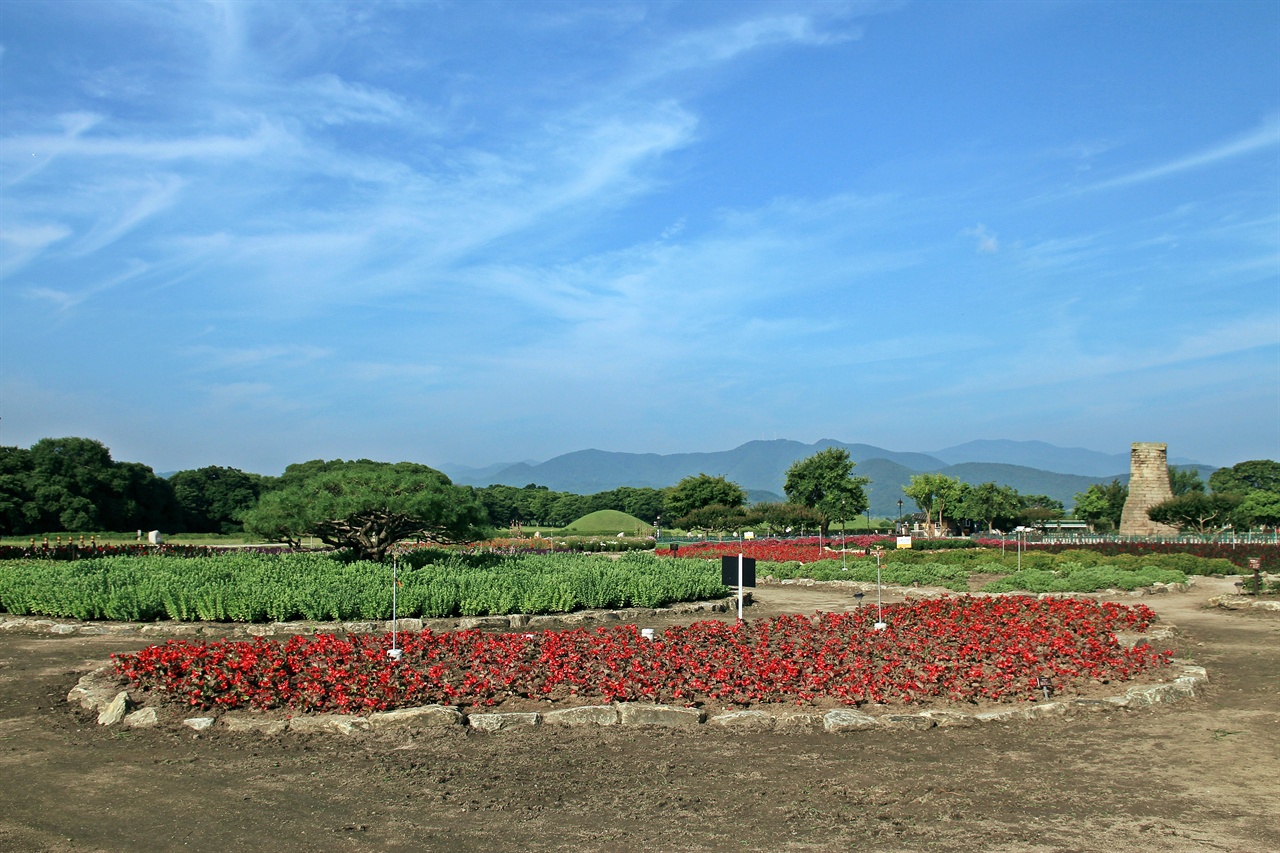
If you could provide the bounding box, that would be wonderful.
[1118,442,1179,537]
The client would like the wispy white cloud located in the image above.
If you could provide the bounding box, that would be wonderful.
[183,344,332,370]
[0,223,72,276]
[71,174,185,256]
[962,223,999,253]
[1085,117,1280,192]
[22,259,151,310]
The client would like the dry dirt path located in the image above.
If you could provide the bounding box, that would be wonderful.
[1,579,1277,853]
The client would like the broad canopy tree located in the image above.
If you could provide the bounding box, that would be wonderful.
[1146,492,1242,535]
[169,466,267,533]
[674,504,750,537]
[0,437,180,535]
[746,501,825,537]
[1073,480,1128,532]
[783,448,869,537]
[665,474,747,522]
[957,482,1021,533]
[1208,460,1280,496]
[902,473,965,537]
[242,461,487,561]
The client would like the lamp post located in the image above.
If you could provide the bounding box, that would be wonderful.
[897,499,904,534]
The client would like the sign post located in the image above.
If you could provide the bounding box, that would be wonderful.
[721,555,756,621]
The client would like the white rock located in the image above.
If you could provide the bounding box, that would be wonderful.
[823,709,879,732]
[97,691,130,726]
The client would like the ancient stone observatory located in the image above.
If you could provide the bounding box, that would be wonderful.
[1119,442,1179,537]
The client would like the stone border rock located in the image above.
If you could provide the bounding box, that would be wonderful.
[67,661,1209,736]
[1207,595,1280,612]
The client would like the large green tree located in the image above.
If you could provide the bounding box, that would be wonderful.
[1208,460,1280,496]
[673,504,749,537]
[1147,492,1242,535]
[1016,494,1065,526]
[169,466,267,533]
[902,473,965,537]
[744,501,824,537]
[1073,480,1128,532]
[0,438,179,534]
[665,474,746,521]
[1169,466,1206,496]
[783,448,870,537]
[957,482,1022,532]
[242,462,487,561]
[1236,490,1280,529]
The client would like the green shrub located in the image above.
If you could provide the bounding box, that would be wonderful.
[0,551,727,623]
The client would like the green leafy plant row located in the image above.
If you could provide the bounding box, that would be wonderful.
[750,548,1204,592]
[980,563,1187,593]
[0,552,726,623]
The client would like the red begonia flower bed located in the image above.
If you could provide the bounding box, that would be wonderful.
[112,596,1170,715]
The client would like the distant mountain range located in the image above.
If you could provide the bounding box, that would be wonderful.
[438,439,1214,515]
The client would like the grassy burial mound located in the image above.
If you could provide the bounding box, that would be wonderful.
[559,510,654,537]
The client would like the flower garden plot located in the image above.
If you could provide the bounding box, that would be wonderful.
[112,596,1171,715]
[660,537,893,564]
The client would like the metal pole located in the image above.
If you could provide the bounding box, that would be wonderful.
[389,556,402,660]
[737,552,744,621]
[874,550,886,630]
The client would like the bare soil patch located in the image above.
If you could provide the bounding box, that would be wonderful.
[2,578,1277,852]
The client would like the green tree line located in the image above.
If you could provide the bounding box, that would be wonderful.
[5,438,1277,554]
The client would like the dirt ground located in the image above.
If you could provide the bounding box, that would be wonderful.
[1,579,1277,853]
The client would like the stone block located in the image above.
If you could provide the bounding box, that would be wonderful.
[222,713,288,735]
[879,713,937,731]
[97,691,130,726]
[457,616,512,630]
[771,710,824,731]
[921,710,975,728]
[1069,699,1116,712]
[822,709,879,732]
[542,705,618,727]
[183,717,216,731]
[1024,701,1069,719]
[367,705,464,729]
[468,712,541,733]
[708,710,775,731]
[287,714,370,735]
[974,707,1032,723]
[124,707,159,728]
[67,668,121,712]
[617,704,705,728]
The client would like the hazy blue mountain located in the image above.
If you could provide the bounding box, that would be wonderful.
[851,458,921,519]
[929,439,1203,477]
[929,440,1130,477]
[440,438,1216,515]
[438,460,539,483]
[934,463,1111,509]
[457,440,914,494]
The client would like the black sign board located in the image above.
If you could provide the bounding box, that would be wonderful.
[721,555,757,588]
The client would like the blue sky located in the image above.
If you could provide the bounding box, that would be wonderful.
[2,0,1277,475]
